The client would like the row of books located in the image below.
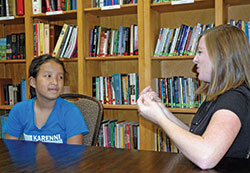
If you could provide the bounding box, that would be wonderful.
[0,114,8,139]
[228,19,250,42]
[155,127,179,153]
[32,0,76,14]
[0,79,26,105]
[0,0,24,17]
[151,77,203,109]
[152,0,169,3]
[0,33,26,60]
[33,23,78,58]
[93,0,137,8]
[92,73,139,105]
[97,119,140,150]
[89,25,138,57]
[154,23,214,57]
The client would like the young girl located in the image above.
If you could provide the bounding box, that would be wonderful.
[4,55,88,145]
[137,24,250,169]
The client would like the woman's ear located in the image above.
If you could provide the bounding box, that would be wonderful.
[29,77,36,89]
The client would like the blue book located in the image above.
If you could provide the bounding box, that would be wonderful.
[20,79,26,101]
[72,0,77,10]
[112,73,122,105]
[245,22,249,41]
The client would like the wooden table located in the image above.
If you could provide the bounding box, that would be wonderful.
[0,139,249,172]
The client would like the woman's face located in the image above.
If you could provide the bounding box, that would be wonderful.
[193,36,212,83]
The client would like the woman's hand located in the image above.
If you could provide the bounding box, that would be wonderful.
[137,92,166,125]
[139,86,162,103]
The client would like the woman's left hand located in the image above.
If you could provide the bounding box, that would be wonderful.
[137,93,165,125]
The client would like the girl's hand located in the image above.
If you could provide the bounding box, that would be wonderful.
[137,93,165,125]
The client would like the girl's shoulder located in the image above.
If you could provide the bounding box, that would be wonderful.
[56,97,79,110]
[12,99,34,109]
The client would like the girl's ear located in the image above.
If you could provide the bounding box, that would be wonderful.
[29,77,36,89]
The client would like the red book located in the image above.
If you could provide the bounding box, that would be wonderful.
[57,0,62,11]
[45,0,52,12]
[17,0,24,15]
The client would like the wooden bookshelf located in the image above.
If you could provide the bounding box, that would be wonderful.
[1,0,250,151]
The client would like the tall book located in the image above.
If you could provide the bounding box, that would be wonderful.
[44,23,50,54]
[32,0,42,14]
[49,24,62,55]
[6,34,12,60]
[8,0,16,16]
[0,78,12,105]
[52,23,69,57]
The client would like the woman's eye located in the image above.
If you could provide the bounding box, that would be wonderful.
[59,76,64,80]
[198,51,202,55]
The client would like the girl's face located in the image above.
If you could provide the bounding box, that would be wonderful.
[193,36,212,83]
[30,60,64,101]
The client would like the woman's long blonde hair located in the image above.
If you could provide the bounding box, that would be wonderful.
[197,24,250,101]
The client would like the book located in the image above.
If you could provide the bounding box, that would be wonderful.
[0,38,6,60]
[32,0,42,14]
[49,24,62,55]
[60,25,73,58]
[6,34,12,60]
[45,0,52,12]
[0,78,12,105]
[11,33,17,59]
[8,0,16,16]
[44,23,50,54]
[52,23,69,57]
[112,73,123,105]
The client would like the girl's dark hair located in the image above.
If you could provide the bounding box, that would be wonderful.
[29,54,67,98]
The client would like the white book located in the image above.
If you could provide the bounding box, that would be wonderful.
[169,27,180,56]
[8,85,14,105]
[32,0,42,14]
[163,28,174,56]
[159,28,169,56]
[190,23,202,55]
[64,27,78,58]
[154,28,163,57]
[99,76,104,104]
[133,25,138,55]
[130,24,134,55]
[60,25,73,58]
[109,30,116,56]
[44,24,50,54]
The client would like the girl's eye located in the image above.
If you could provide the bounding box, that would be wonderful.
[198,51,202,55]
[45,74,51,78]
[59,76,64,80]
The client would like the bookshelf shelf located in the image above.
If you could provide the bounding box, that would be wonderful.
[104,104,137,110]
[84,4,137,16]
[59,58,78,62]
[31,10,77,20]
[152,56,194,60]
[85,56,138,61]
[103,104,197,114]
[0,60,26,64]
[0,16,25,24]
[151,0,214,13]
[224,0,250,6]
[0,105,12,110]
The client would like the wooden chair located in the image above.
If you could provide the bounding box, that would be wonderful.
[60,93,103,146]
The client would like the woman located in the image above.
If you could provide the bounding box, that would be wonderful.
[137,24,250,169]
[4,55,88,145]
